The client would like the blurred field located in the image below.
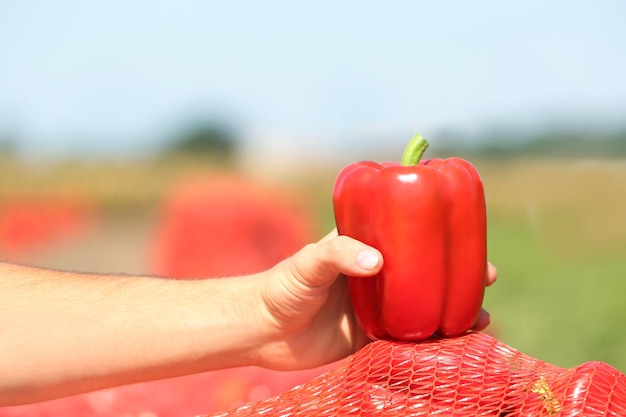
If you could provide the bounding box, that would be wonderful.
[475,157,626,372]
[1,154,625,375]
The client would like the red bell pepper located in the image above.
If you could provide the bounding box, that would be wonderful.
[333,134,487,341]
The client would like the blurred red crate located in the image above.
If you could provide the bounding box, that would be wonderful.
[0,196,96,257]
[150,175,316,278]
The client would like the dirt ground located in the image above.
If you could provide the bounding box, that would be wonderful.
[13,213,159,276]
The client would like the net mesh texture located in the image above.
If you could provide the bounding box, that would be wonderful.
[203,332,625,417]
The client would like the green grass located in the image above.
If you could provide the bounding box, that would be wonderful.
[484,212,626,372]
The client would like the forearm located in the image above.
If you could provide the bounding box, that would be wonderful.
[0,262,268,406]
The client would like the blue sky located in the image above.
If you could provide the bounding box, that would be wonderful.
[1,1,626,158]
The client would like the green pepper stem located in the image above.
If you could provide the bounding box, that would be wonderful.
[400,133,429,166]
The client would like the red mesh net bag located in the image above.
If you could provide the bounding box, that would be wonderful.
[202,332,626,417]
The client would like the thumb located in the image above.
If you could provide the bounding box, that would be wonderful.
[289,234,383,289]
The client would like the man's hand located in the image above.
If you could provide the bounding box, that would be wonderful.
[255,229,497,371]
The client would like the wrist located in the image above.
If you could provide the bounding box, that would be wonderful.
[191,274,274,370]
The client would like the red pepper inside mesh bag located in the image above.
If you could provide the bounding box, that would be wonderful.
[203,332,626,417]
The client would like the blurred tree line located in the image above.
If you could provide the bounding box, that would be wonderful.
[162,121,239,161]
[0,132,17,156]
[436,126,626,158]
[1,121,625,160]
[159,122,626,160]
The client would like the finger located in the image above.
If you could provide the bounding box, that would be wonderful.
[486,262,497,287]
[472,308,491,331]
[290,235,383,289]
[318,228,338,243]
